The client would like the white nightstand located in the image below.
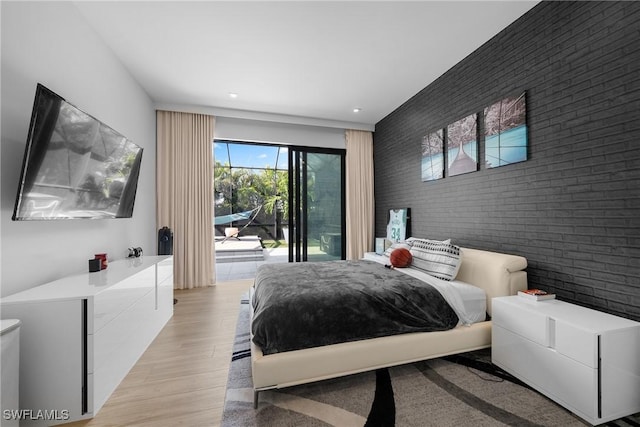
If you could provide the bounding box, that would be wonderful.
[492,296,640,425]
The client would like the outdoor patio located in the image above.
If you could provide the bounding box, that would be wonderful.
[214,236,288,281]
[214,235,339,281]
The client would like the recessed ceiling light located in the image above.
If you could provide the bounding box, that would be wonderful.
[229,93,238,99]
[353,108,362,113]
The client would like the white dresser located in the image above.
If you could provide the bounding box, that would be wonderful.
[0,256,173,426]
[1,319,21,427]
[492,295,640,425]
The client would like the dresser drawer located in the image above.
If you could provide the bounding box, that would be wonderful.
[156,258,173,286]
[92,268,155,333]
[493,297,598,368]
[93,288,156,410]
[492,298,549,346]
[554,319,597,368]
[493,324,598,420]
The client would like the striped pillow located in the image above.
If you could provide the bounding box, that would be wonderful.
[406,237,451,246]
[410,240,462,281]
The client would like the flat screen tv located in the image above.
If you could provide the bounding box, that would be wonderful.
[12,84,143,220]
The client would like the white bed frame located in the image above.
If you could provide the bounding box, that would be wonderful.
[250,247,528,407]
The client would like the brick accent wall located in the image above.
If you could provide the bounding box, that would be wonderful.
[373,2,640,320]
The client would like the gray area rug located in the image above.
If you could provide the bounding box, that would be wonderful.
[222,296,640,426]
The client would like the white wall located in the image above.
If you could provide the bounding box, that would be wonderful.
[214,116,346,149]
[1,2,156,297]
[155,103,355,149]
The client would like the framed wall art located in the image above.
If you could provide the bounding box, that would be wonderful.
[447,113,478,176]
[421,129,444,182]
[484,92,528,168]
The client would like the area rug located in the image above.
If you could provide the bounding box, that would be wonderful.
[222,296,640,426]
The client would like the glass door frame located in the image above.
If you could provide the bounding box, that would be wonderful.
[287,146,346,262]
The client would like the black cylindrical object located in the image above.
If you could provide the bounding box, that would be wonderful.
[158,226,173,255]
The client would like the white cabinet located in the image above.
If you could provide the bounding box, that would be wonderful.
[0,256,173,426]
[1,319,21,427]
[492,296,640,425]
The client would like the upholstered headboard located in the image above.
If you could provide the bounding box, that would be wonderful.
[456,247,528,316]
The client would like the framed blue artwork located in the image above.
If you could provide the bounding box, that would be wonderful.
[484,92,528,168]
[447,113,478,176]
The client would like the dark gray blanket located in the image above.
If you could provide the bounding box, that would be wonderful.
[251,260,459,355]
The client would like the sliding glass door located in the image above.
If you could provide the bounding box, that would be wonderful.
[288,147,346,262]
[213,140,345,265]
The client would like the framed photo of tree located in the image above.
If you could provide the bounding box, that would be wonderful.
[484,92,528,168]
[421,129,444,181]
[447,113,478,176]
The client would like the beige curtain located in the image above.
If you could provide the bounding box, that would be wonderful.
[157,110,215,289]
[345,129,375,260]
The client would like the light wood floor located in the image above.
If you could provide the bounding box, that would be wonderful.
[63,279,253,427]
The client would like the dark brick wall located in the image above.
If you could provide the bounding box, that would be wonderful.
[373,1,640,321]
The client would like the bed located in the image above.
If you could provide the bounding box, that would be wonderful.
[249,245,527,407]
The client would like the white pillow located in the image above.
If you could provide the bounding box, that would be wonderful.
[410,240,462,281]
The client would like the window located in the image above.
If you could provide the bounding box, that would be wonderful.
[214,140,288,241]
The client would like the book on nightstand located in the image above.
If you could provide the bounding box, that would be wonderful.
[518,289,556,301]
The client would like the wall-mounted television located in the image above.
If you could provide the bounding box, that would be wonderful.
[12,84,143,220]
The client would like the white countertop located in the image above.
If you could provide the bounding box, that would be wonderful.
[1,256,172,304]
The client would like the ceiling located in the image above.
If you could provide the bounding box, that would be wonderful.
[74,1,538,129]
